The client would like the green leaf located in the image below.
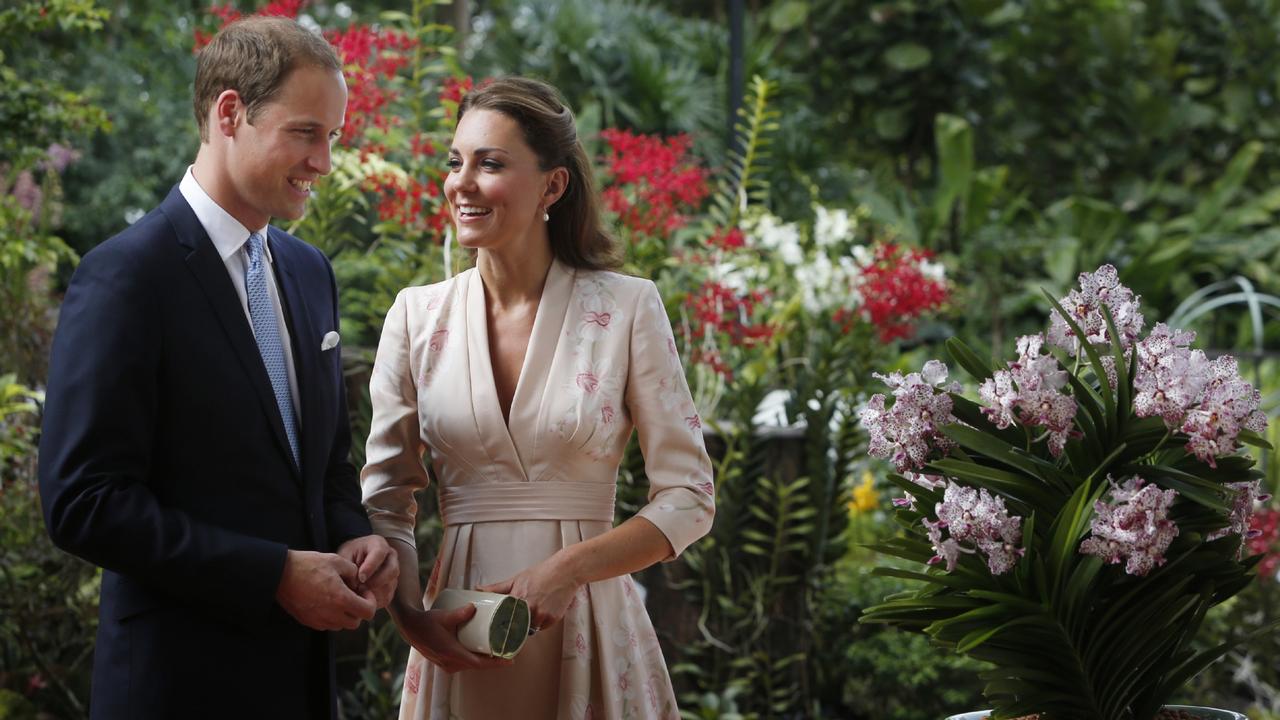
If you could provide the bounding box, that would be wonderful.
[1238,429,1274,449]
[873,107,909,140]
[934,114,974,223]
[928,457,1056,510]
[945,336,995,382]
[768,0,808,32]
[870,566,972,590]
[884,42,932,71]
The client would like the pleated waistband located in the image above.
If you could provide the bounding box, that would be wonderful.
[438,480,617,525]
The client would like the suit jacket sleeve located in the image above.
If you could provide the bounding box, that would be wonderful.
[319,252,374,550]
[360,289,430,548]
[38,241,287,621]
[626,280,716,559]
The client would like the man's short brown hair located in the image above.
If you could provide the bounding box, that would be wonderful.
[193,16,341,142]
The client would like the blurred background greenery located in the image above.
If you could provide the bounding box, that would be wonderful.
[2,0,1278,718]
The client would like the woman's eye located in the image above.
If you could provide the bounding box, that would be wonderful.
[481,160,502,170]
[446,158,462,170]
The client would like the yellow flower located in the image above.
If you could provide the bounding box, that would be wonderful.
[849,470,880,514]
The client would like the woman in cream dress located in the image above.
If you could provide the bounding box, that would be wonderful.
[361,77,715,720]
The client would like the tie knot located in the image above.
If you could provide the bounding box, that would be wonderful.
[246,232,265,266]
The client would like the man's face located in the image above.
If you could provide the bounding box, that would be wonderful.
[223,64,347,229]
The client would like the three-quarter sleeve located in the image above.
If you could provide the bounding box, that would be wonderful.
[361,289,429,548]
[626,280,716,559]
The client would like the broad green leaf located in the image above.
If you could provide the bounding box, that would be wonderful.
[884,42,932,71]
[1238,429,1274,449]
[768,0,808,32]
[946,336,995,381]
[928,457,1056,510]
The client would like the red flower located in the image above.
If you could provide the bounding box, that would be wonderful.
[1249,507,1280,579]
[708,226,745,250]
[854,243,948,342]
[682,279,774,381]
[258,0,305,17]
[326,24,417,147]
[599,128,709,240]
[440,76,474,121]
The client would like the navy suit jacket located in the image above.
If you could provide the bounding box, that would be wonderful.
[38,187,372,719]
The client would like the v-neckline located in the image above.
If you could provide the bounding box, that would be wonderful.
[465,259,576,480]
[478,264,550,430]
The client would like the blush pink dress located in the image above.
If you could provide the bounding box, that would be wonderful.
[361,259,715,720]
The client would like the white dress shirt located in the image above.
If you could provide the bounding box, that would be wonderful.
[179,167,302,421]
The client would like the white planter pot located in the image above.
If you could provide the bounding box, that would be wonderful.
[947,708,1247,720]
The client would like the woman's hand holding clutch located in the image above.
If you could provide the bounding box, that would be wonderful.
[478,554,578,633]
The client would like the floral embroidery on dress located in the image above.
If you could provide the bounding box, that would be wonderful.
[553,316,627,460]
[416,283,456,387]
[428,329,448,352]
[571,275,624,342]
[405,660,421,694]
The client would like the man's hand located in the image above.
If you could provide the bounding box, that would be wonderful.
[337,535,399,609]
[275,549,377,630]
[399,604,512,674]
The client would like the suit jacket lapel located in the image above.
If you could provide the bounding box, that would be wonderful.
[269,229,319,482]
[161,188,300,482]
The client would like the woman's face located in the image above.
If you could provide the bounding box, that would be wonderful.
[444,109,555,253]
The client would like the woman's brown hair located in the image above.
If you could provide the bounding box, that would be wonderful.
[457,77,621,271]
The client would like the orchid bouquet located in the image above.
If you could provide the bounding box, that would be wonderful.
[858,265,1275,720]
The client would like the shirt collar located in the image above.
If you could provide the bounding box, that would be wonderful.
[178,166,273,263]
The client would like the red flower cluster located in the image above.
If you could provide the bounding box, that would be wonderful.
[1249,507,1280,579]
[193,3,418,149]
[194,1,305,49]
[683,280,773,380]
[364,171,449,234]
[857,243,949,342]
[599,129,709,238]
[708,226,745,251]
[326,25,417,146]
[257,0,305,16]
[440,76,474,121]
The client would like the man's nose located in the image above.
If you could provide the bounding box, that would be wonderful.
[310,140,333,175]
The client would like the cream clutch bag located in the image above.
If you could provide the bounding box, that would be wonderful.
[430,588,531,659]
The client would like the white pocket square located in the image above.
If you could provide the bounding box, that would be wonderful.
[320,331,340,351]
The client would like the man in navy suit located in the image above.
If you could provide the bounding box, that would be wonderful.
[38,17,398,718]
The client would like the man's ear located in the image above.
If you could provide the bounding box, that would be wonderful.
[213,89,243,138]
[543,166,569,210]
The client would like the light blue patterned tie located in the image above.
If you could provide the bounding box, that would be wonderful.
[245,232,300,467]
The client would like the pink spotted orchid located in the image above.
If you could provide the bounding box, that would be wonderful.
[978,333,1077,456]
[926,482,1024,575]
[1079,476,1179,576]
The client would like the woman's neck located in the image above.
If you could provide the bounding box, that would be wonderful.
[476,244,554,311]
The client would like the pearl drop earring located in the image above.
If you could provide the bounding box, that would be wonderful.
[543,210,550,222]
